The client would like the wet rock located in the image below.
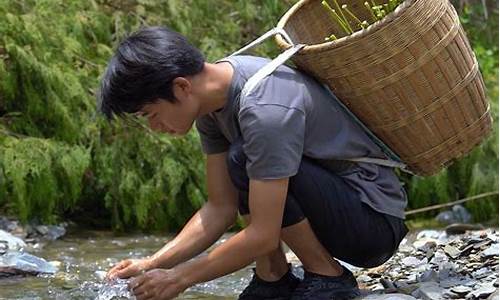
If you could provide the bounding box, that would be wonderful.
[414,239,437,252]
[0,241,7,255]
[468,283,497,299]
[34,225,66,241]
[357,274,373,283]
[418,270,438,282]
[401,256,426,267]
[487,290,499,300]
[482,244,499,258]
[0,230,26,250]
[417,230,443,240]
[0,217,18,232]
[415,282,445,300]
[0,252,58,276]
[444,244,462,259]
[450,285,473,296]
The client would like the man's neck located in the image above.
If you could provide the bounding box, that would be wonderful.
[194,61,234,117]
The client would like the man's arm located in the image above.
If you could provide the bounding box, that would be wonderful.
[108,152,239,279]
[129,178,289,298]
[148,152,239,269]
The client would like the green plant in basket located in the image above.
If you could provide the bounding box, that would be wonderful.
[322,0,404,41]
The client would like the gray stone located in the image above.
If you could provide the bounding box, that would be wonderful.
[399,245,415,253]
[416,282,445,300]
[430,250,449,265]
[414,238,439,250]
[444,244,462,259]
[0,217,18,232]
[0,230,26,251]
[418,269,438,282]
[417,230,442,240]
[436,211,457,225]
[357,274,373,283]
[440,277,475,289]
[451,285,473,295]
[452,205,472,224]
[469,284,497,299]
[473,267,493,279]
[361,294,418,300]
[482,244,499,258]
[472,239,492,249]
[435,205,472,225]
[487,290,499,300]
[0,251,58,276]
[0,241,7,255]
[402,256,426,267]
[418,241,437,253]
[35,225,66,241]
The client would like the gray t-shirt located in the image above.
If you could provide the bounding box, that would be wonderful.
[196,55,407,219]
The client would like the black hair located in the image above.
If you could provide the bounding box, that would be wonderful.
[98,26,205,119]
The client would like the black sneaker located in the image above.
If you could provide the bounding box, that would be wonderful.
[238,264,301,300]
[290,265,361,300]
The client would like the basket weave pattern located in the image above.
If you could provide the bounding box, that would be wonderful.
[275,0,492,176]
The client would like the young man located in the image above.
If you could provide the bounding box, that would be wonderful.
[100,26,409,300]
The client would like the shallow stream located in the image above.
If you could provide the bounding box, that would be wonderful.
[0,230,251,299]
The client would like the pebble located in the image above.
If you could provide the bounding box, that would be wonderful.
[402,256,426,267]
[483,244,499,258]
[468,284,497,299]
[451,285,472,295]
[354,228,498,300]
[444,244,461,259]
[361,294,418,300]
[416,282,445,300]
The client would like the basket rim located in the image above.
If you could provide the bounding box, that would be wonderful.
[275,0,416,53]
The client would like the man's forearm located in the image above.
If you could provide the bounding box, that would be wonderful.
[176,225,279,288]
[148,201,237,269]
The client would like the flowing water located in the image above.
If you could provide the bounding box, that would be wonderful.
[0,230,253,299]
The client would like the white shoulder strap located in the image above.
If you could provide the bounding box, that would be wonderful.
[239,44,305,99]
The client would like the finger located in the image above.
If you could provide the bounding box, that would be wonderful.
[136,289,155,300]
[134,283,157,300]
[106,260,130,279]
[115,266,138,279]
[132,277,152,296]
[129,274,147,291]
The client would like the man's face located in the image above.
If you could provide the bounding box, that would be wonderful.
[138,77,199,136]
[139,98,197,136]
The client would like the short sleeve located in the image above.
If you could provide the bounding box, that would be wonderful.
[239,104,305,179]
[195,115,230,154]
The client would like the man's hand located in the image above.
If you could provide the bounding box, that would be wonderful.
[128,268,188,300]
[106,258,154,280]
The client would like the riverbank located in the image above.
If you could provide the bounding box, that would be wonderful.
[1,215,498,299]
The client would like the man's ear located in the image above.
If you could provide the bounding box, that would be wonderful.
[172,77,191,100]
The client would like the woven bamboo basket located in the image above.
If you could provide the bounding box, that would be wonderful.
[275,0,492,176]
